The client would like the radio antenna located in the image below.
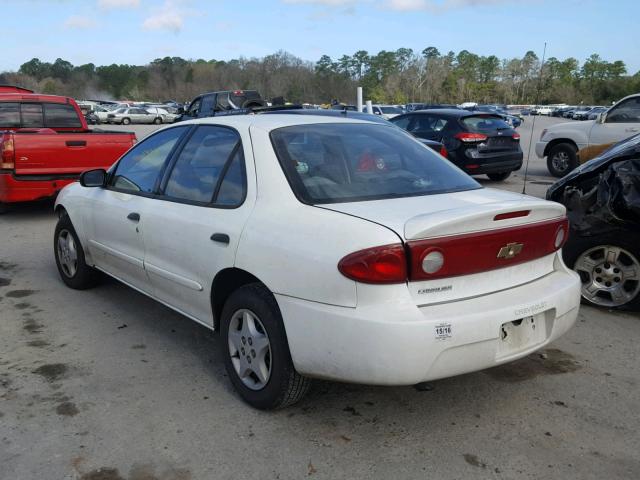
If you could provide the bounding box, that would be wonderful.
[522,41,547,194]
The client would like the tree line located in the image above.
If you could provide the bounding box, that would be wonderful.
[1,48,638,106]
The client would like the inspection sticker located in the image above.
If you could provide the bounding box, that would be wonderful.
[435,322,452,341]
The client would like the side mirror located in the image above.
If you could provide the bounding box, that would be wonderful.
[598,113,606,124]
[79,169,107,187]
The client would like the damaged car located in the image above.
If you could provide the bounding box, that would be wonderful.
[547,134,640,310]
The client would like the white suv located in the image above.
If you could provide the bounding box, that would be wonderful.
[54,115,580,408]
[536,93,640,176]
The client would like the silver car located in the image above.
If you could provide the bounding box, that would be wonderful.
[107,107,162,125]
[145,106,179,123]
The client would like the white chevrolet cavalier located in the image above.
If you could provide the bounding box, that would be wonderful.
[54,115,581,409]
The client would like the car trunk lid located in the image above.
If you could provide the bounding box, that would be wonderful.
[324,188,567,304]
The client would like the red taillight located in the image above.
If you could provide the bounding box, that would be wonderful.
[407,217,569,281]
[512,132,521,141]
[466,164,480,169]
[233,90,244,95]
[338,244,407,284]
[439,145,448,158]
[1,134,15,169]
[455,132,487,143]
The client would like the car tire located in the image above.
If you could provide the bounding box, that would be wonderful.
[487,172,511,181]
[547,143,578,177]
[220,283,312,409]
[122,118,131,125]
[563,234,640,311]
[153,117,162,124]
[54,214,100,290]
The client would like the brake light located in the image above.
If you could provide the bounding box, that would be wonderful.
[494,210,530,221]
[233,90,244,96]
[455,132,487,143]
[1,134,15,169]
[439,145,448,158]
[407,217,569,281]
[512,132,521,141]
[338,244,407,284]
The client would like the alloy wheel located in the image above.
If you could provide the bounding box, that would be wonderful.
[551,151,570,173]
[574,245,640,307]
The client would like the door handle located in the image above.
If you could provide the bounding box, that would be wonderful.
[66,140,87,147]
[210,233,230,244]
[127,212,140,222]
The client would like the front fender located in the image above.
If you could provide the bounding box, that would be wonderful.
[54,183,94,264]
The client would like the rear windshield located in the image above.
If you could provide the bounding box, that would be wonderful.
[270,123,480,204]
[462,115,510,132]
[380,106,403,114]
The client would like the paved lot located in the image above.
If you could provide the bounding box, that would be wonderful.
[1,115,639,480]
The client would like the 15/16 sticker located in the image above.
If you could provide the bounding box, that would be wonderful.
[435,323,452,340]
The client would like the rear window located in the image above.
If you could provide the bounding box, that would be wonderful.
[21,103,44,128]
[462,115,510,132]
[44,103,82,128]
[380,106,403,114]
[0,103,20,127]
[270,123,480,204]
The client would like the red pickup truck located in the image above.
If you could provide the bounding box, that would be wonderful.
[0,90,136,212]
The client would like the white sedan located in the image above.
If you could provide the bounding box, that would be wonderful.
[53,114,581,409]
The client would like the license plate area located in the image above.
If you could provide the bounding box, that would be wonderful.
[496,312,548,359]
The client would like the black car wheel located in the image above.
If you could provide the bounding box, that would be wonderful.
[220,283,312,409]
[153,117,162,124]
[547,143,578,177]
[487,172,511,181]
[563,234,640,311]
[122,118,131,125]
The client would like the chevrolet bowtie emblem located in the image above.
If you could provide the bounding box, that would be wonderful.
[497,242,523,259]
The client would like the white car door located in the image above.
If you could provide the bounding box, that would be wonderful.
[85,126,190,293]
[142,125,256,325]
[589,96,640,146]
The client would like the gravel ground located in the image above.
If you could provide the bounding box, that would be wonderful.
[1,115,639,480]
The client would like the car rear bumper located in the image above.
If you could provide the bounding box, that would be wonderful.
[276,256,581,385]
[0,172,77,204]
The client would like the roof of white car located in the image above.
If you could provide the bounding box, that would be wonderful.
[179,113,377,131]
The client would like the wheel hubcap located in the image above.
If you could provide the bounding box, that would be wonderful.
[228,309,272,390]
[574,245,640,307]
[552,151,569,172]
[57,229,78,278]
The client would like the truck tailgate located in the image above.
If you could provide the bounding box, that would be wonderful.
[12,131,135,175]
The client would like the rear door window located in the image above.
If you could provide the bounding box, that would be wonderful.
[21,103,44,128]
[44,103,82,128]
[0,103,20,127]
[163,125,244,205]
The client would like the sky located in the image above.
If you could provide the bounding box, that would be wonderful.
[3,0,639,73]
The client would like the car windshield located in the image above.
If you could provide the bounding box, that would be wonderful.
[380,106,403,114]
[270,123,480,204]
[462,115,510,132]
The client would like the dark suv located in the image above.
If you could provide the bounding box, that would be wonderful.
[390,109,523,181]
[179,90,266,121]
